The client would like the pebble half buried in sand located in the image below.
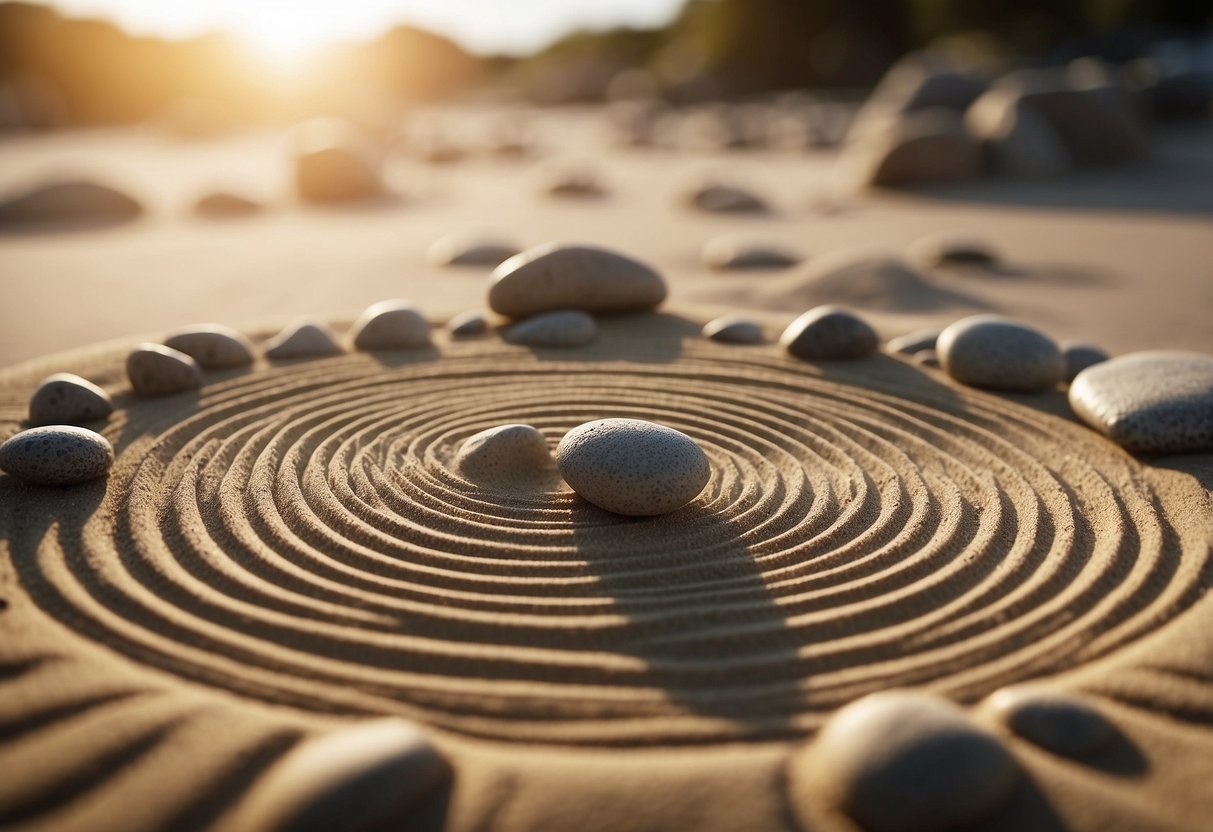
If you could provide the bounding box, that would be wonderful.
[427,233,520,268]
[808,690,1020,832]
[1069,351,1213,453]
[164,324,255,369]
[488,243,667,319]
[265,321,344,360]
[780,306,878,360]
[505,310,596,348]
[447,310,488,337]
[556,418,711,516]
[28,373,113,426]
[703,316,764,344]
[937,315,1063,392]
[0,425,114,486]
[455,424,554,484]
[126,343,203,398]
[701,236,800,271]
[349,300,431,351]
[983,687,1115,759]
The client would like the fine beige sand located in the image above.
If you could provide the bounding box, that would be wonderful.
[1,113,1212,831]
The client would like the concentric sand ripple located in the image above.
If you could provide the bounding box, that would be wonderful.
[5,316,1208,745]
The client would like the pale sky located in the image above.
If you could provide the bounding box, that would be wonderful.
[46,0,687,57]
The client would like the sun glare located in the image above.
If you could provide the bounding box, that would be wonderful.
[232,13,336,73]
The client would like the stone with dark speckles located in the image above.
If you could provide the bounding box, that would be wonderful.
[505,310,596,348]
[265,321,344,360]
[984,687,1114,758]
[164,325,254,369]
[349,300,430,351]
[780,306,878,360]
[126,343,203,398]
[0,425,114,486]
[556,418,710,516]
[938,315,1063,391]
[1069,351,1213,453]
[29,373,113,426]
[1062,342,1109,383]
[812,690,1019,832]
[703,316,764,344]
[489,243,666,319]
[455,424,553,483]
[448,310,488,337]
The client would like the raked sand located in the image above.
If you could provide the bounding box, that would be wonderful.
[1,113,1212,831]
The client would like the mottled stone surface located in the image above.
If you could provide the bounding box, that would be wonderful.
[265,322,344,360]
[938,315,1063,392]
[427,233,520,267]
[349,300,431,351]
[447,310,488,337]
[701,236,800,271]
[780,306,878,360]
[164,325,255,369]
[703,316,764,345]
[489,244,666,319]
[1062,342,1110,383]
[812,691,1020,832]
[505,310,596,348]
[556,419,711,516]
[455,424,553,484]
[1069,351,1213,453]
[985,687,1114,758]
[126,343,203,398]
[28,373,113,426]
[0,425,114,486]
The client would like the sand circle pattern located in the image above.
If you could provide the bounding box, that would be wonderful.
[14,327,1206,746]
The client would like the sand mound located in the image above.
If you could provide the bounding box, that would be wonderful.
[1,312,1212,829]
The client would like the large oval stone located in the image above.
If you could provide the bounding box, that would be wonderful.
[126,344,203,398]
[556,419,710,516]
[780,306,878,360]
[937,315,1063,391]
[0,425,114,486]
[488,243,666,319]
[164,324,255,369]
[349,300,430,351]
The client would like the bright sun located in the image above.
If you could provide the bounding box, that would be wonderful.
[233,13,335,71]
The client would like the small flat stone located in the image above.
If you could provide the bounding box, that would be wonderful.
[505,310,596,348]
[193,191,261,218]
[164,325,255,369]
[126,343,203,398]
[265,321,344,360]
[811,690,1019,832]
[447,310,488,337]
[887,328,940,355]
[1061,342,1109,383]
[542,168,605,198]
[489,243,666,319]
[1069,351,1213,453]
[292,119,383,204]
[556,419,711,516]
[701,237,800,271]
[703,316,764,344]
[0,425,114,486]
[428,233,520,268]
[28,373,113,427]
[685,183,769,214]
[937,315,1063,392]
[228,719,449,832]
[349,300,430,351]
[455,424,554,484]
[910,234,1001,268]
[984,687,1114,758]
[780,306,878,360]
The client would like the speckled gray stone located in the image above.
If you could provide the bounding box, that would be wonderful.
[686,183,769,214]
[447,310,488,337]
[1061,342,1109,383]
[489,243,667,319]
[910,234,1001,268]
[164,325,254,369]
[427,233,520,267]
[265,321,344,360]
[937,315,1063,392]
[505,310,596,348]
[812,691,1020,832]
[984,687,1114,758]
[703,316,764,344]
[126,343,203,398]
[556,419,711,516]
[0,425,114,486]
[887,328,941,356]
[28,373,113,427]
[455,424,553,482]
[780,306,878,360]
[701,237,800,271]
[228,719,449,832]
[349,300,430,351]
[1069,351,1213,453]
